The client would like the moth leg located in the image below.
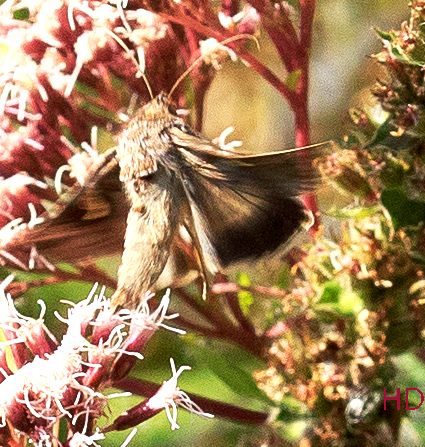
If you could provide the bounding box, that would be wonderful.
[182,219,211,300]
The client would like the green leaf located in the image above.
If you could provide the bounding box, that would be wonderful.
[374,28,395,42]
[381,188,425,229]
[365,116,395,148]
[237,272,251,287]
[380,157,407,188]
[393,353,425,390]
[276,397,310,422]
[237,272,254,312]
[286,69,302,91]
[13,8,29,20]
[276,263,291,289]
[391,46,424,67]
[384,317,416,352]
[337,290,363,315]
[315,287,362,319]
[198,347,274,404]
[318,280,342,304]
[314,307,344,323]
[326,205,380,220]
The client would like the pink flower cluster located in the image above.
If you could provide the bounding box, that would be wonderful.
[0,280,211,446]
[0,0,182,271]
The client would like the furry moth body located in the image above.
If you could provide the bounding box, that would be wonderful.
[111,93,324,309]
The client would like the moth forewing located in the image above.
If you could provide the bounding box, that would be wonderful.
[3,148,128,268]
[181,183,222,275]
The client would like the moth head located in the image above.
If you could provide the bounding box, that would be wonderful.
[140,93,177,121]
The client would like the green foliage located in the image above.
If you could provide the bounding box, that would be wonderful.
[197,345,274,404]
[381,188,425,229]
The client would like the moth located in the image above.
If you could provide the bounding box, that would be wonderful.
[2,92,325,309]
[110,92,325,309]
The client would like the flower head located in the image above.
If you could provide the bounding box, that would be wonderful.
[0,281,206,445]
[106,358,213,432]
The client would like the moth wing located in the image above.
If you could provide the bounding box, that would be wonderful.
[169,127,327,268]
[4,148,127,268]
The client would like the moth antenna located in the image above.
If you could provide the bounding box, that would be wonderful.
[104,29,153,100]
[168,34,259,100]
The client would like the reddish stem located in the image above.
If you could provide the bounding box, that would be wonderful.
[147,9,300,107]
[299,0,316,52]
[266,27,300,72]
[173,289,266,359]
[212,282,288,298]
[295,0,319,231]
[215,273,257,338]
[237,48,297,105]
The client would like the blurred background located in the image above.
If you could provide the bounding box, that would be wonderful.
[204,0,410,152]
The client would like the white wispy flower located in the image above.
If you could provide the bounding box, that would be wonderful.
[147,358,214,430]
[199,38,238,70]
